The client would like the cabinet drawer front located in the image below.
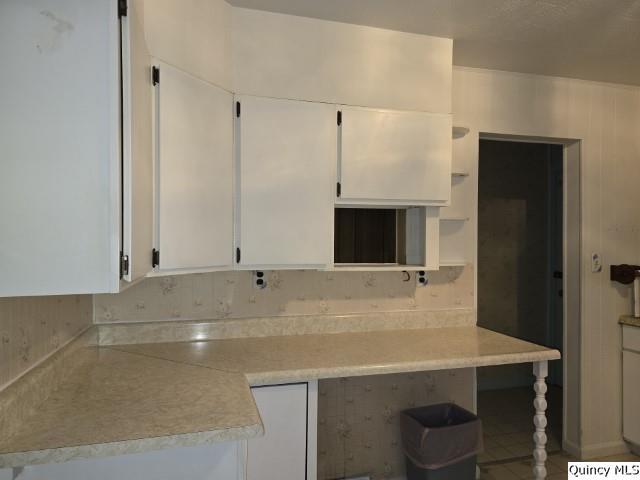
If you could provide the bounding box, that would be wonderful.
[623,325,640,351]
[340,107,452,204]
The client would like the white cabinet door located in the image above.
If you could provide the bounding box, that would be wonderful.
[2,442,242,480]
[246,383,309,480]
[623,350,640,445]
[339,106,452,205]
[156,62,234,271]
[236,95,335,267]
[0,0,120,296]
[121,0,153,283]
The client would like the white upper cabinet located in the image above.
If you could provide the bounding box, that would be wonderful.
[338,107,452,205]
[235,95,335,268]
[154,62,234,271]
[0,0,152,296]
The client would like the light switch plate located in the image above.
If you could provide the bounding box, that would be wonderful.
[591,253,602,273]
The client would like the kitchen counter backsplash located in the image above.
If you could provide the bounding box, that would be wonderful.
[0,295,91,390]
[94,266,474,324]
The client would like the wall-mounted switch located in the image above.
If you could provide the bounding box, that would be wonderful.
[592,253,602,273]
[253,271,267,289]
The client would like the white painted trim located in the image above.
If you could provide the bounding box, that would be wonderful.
[570,440,629,460]
[476,133,582,452]
[0,326,93,393]
[307,380,318,480]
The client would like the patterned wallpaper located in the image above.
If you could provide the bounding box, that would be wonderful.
[94,266,474,323]
[94,267,476,480]
[318,369,475,480]
[0,295,92,390]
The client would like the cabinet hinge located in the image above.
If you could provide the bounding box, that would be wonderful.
[152,248,160,268]
[336,182,341,197]
[337,110,342,126]
[118,0,128,18]
[119,252,129,278]
[236,101,241,118]
[236,247,241,263]
[151,66,160,86]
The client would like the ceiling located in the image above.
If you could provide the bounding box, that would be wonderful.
[228,0,640,86]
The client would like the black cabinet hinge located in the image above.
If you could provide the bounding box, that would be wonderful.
[152,248,160,268]
[119,252,129,278]
[236,101,241,118]
[337,110,342,126]
[118,0,128,18]
[336,182,341,197]
[236,247,241,263]
[152,66,160,86]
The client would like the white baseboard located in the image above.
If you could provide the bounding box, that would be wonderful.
[562,438,582,458]
[563,439,629,460]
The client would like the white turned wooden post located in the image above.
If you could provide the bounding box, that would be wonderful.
[533,361,549,479]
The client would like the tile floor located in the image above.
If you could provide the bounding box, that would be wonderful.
[478,386,563,464]
[477,386,639,479]
[480,452,640,480]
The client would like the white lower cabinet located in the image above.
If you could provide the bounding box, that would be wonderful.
[244,382,317,480]
[1,443,243,480]
[1,381,318,480]
[623,326,640,447]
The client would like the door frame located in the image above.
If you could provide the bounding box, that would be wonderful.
[478,133,582,455]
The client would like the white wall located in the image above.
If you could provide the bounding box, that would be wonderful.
[453,66,640,457]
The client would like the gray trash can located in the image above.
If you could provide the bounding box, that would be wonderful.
[400,403,483,480]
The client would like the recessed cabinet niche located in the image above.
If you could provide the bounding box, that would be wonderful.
[235,95,335,268]
[333,207,440,270]
[338,106,452,205]
[154,62,234,271]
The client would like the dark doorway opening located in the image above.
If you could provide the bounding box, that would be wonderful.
[477,139,564,465]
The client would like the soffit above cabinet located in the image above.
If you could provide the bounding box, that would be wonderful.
[231,7,452,113]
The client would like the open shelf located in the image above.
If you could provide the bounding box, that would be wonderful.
[452,126,470,139]
[439,261,467,267]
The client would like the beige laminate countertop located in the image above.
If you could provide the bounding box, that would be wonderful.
[620,315,640,328]
[0,326,560,468]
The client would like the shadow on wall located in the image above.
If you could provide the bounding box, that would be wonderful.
[94,267,474,323]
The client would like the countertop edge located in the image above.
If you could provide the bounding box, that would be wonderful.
[245,349,562,385]
[0,423,263,469]
[0,325,560,469]
[620,315,640,328]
